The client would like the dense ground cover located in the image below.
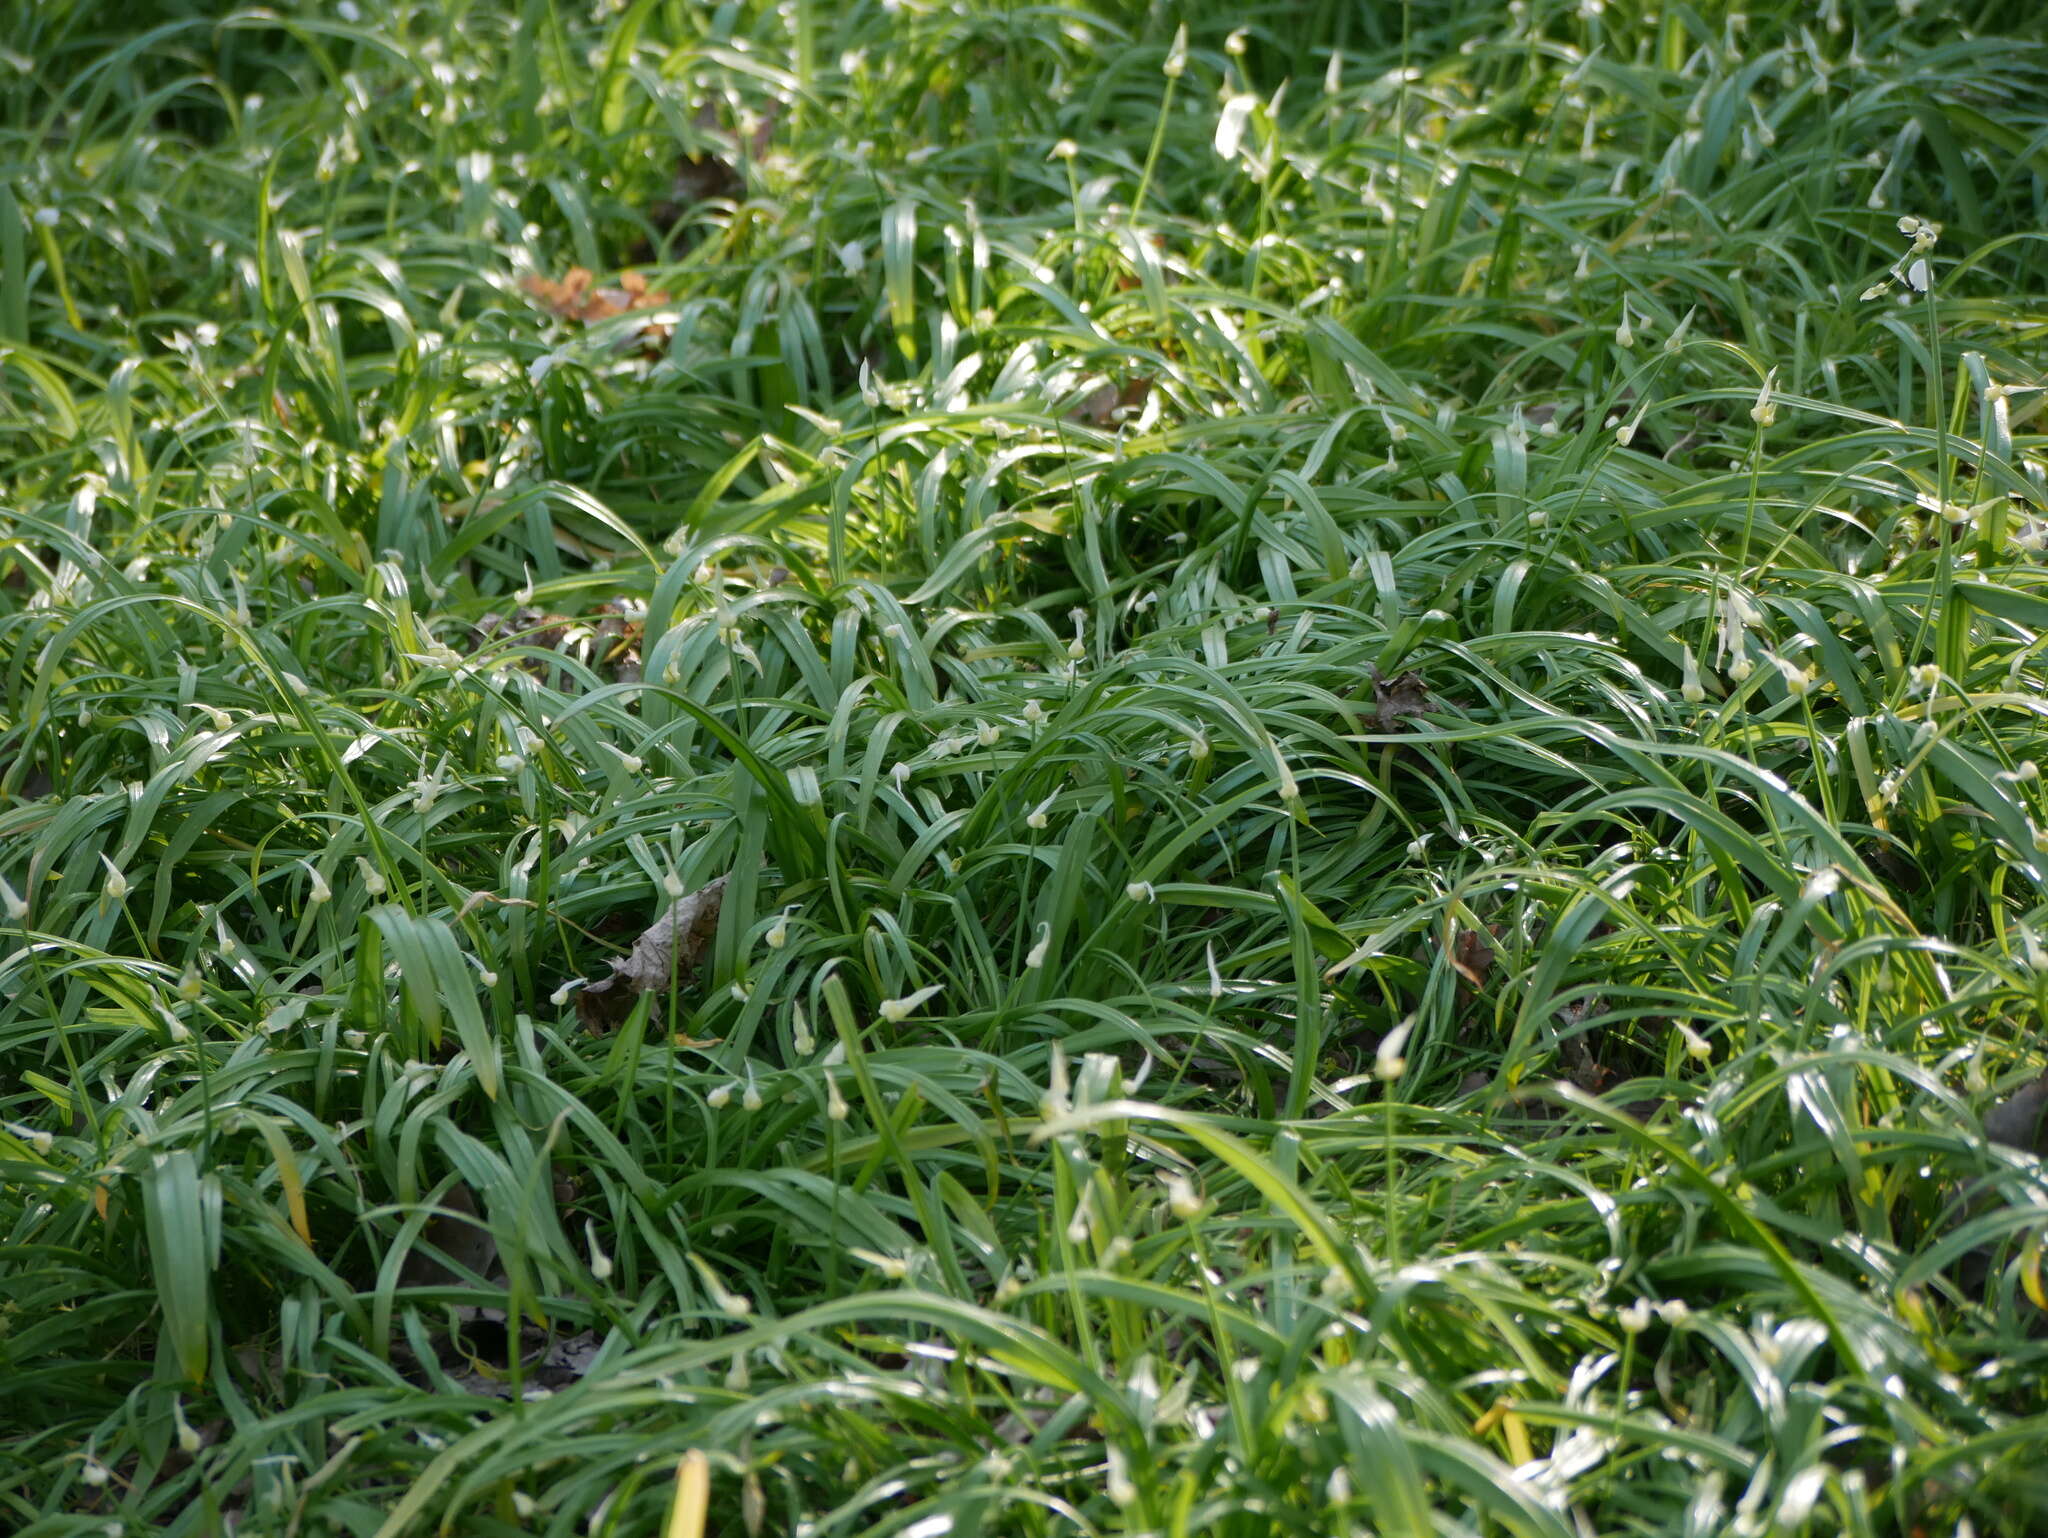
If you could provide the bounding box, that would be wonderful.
[4,0,2048,1532]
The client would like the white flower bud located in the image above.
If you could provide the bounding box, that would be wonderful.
[1106,1445,1137,1509]
[1750,368,1779,427]
[355,857,386,897]
[852,1247,909,1280]
[1163,23,1188,78]
[1375,1018,1415,1082]
[878,984,942,1023]
[1680,647,1705,703]
[1163,1172,1205,1220]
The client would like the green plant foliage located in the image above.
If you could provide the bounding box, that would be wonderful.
[4,0,2048,1533]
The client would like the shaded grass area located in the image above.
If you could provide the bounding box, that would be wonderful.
[4,0,2048,1532]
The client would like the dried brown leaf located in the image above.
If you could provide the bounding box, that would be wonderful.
[576,876,728,1030]
[522,267,674,350]
[1449,925,1494,989]
[1363,667,1433,728]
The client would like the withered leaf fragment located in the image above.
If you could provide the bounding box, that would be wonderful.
[522,268,675,356]
[522,267,674,325]
[1357,667,1434,731]
[1449,925,1493,989]
[577,876,728,1031]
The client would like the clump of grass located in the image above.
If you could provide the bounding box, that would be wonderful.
[4,0,2048,1533]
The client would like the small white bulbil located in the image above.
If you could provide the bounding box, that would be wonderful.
[878,984,941,1023]
[1163,1172,1205,1220]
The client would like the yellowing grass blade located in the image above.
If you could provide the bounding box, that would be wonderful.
[664,1450,710,1538]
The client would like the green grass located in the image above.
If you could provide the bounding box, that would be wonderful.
[4,0,2048,1532]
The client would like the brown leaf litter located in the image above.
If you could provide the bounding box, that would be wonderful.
[522,266,673,325]
[576,875,728,1031]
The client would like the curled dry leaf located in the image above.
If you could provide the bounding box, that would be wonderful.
[522,266,674,324]
[1449,924,1494,989]
[576,875,728,1031]
[1361,666,1433,730]
[522,268,675,354]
